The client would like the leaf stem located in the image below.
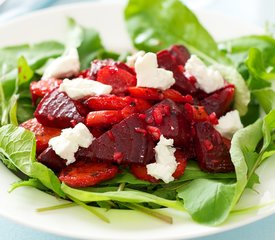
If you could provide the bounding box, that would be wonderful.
[37,202,76,212]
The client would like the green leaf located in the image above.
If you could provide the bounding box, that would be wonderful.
[17,56,34,86]
[252,88,275,113]
[67,17,105,69]
[246,48,275,81]
[212,64,250,115]
[177,179,235,225]
[124,0,228,64]
[220,35,275,69]
[0,125,65,197]
[61,183,184,211]
[9,178,49,192]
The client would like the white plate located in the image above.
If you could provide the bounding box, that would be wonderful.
[0,2,273,240]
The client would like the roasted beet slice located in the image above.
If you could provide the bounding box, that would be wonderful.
[169,45,190,66]
[77,113,155,165]
[194,121,234,173]
[20,118,61,154]
[172,150,188,179]
[37,147,67,172]
[200,85,235,118]
[157,50,197,95]
[145,99,192,148]
[59,160,118,188]
[34,90,85,128]
[97,66,137,95]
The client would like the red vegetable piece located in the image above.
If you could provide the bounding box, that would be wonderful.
[34,90,85,128]
[85,95,133,110]
[130,164,159,183]
[133,98,152,112]
[200,85,235,118]
[183,103,209,122]
[77,114,155,165]
[37,147,66,172]
[20,118,61,154]
[97,66,136,95]
[169,45,191,66]
[90,59,135,79]
[30,78,62,103]
[194,121,234,173]
[172,150,188,179]
[163,89,193,103]
[157,50,197,95]
[145,99,192,148]
[86,110,123,127]
[128,87,164,101]
[59,160,119,188]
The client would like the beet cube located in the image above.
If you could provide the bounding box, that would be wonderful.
[34,90,85,128]
[157,50,197,95]
[77,113,155,165]
[194,121,234,173]
[169,45,190,66]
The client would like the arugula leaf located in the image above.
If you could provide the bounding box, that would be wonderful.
[67,17,105,69]
[177,179,235,225]
[61,183,184,211]
[220,35,275,69]
[252,88,275,113]
[124,0,228,64]
[1,41,64,97]
[17,56,34,86]
[246,48,275,82]
[9,178,49,192]
[0,125,65,197]
[212,64,250,115]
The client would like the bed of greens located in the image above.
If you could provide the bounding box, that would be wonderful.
[0,0,275,226]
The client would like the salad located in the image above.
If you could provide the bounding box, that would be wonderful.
[0,0,275,227]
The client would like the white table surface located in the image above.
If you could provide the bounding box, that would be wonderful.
[0,0,274,239]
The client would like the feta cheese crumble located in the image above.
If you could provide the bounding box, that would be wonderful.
[49,123,94,165]
[126,50,145,67]
[42,48,80,80]
[146,135,177,183]
[215,110,243,139]
[59,78,112,100]
[185,55,225,93]
[135,52,175,91]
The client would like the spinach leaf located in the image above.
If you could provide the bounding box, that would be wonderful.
[0,125,65,197]
[67,17,105,69]
[125,0,228,64]
[177,179,235,225]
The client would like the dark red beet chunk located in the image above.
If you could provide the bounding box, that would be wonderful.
[37,147,67,172]
[194,121,234,173]
[34,90,85,128]
[157,50,197,95]
[77,113,155,165]
[169,45,190,66]
[200,85,235,118]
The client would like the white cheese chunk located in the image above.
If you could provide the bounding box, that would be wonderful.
[215,110,243,139]
[42,48,80,80]
[185,55,225,93]
[126,50,145,67]
[135,52,175,91]
[59,78,112,100]
[146,135,177,183]
[49,123,94,165]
